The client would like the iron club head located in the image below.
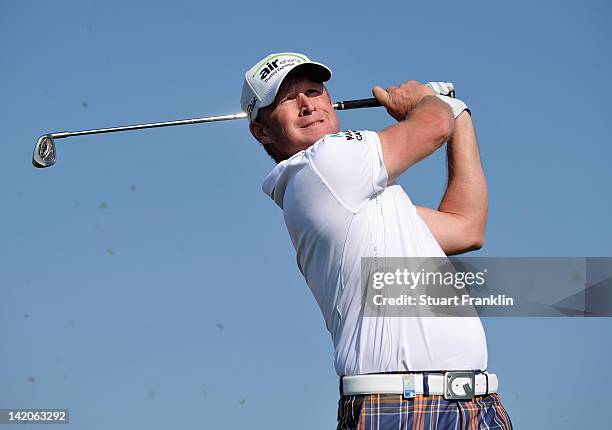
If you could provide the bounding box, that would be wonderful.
[32,135,56,168]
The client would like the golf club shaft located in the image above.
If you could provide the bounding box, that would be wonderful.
[48,98,382,140]
[49,112,248,139]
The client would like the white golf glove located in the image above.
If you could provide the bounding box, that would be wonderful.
[426,81,469,118]
[426,81,455,97]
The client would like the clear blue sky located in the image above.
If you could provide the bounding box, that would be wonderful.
[1,0,611,428]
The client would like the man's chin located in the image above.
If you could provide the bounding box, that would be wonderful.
[301,123,336,142]
[300,135,327,150]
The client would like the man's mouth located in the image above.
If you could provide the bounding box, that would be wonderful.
[301,119,324,128]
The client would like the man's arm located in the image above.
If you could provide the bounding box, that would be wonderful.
[375,81,454,184]
[416,111,488,255]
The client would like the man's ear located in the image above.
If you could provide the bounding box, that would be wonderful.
[249,121,274,146]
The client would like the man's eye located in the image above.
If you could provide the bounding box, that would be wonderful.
[280,95,296,104]
[306,89,322,96]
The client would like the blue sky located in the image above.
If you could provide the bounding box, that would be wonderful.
[1,0,611,428]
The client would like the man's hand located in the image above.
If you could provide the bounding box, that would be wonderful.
[372,81,436,122]
[375,81,454,183]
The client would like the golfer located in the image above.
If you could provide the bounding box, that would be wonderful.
[241,53,513,429]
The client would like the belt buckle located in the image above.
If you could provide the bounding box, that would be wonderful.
[444,371,475,400]
[402,374,416,399]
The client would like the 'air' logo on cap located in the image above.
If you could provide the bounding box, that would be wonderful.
[259,59,280,80]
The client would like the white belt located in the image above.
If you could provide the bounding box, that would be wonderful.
[342,371,498,400]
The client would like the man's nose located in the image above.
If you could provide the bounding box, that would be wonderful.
[297,93,315,116]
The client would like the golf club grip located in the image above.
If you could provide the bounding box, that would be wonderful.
[335,98,381,110]
[335,84,456,111]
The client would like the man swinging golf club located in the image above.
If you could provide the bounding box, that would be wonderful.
[241,52,513,429]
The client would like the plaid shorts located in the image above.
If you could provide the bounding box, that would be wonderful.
[336,391,513,430]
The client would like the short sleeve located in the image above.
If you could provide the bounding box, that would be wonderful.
[305,130,388,213]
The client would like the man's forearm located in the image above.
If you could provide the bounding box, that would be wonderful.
[378,95,454,183]
[438,112,488,245]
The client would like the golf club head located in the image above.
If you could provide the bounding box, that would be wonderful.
[32,135,56,168]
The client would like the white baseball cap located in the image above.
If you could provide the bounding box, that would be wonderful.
[240,52,332,122]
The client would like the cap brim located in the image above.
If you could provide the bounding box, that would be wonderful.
[259,61,332,111]
[288,62,332,83]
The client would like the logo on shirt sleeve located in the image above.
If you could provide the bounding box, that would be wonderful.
[327,130,363,142]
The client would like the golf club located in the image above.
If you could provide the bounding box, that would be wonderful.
[32,98,381,169]
[32,85,455,168]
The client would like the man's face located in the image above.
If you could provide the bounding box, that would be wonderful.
[252,73,340,160]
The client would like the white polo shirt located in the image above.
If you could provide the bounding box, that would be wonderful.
[262,130,487,376]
